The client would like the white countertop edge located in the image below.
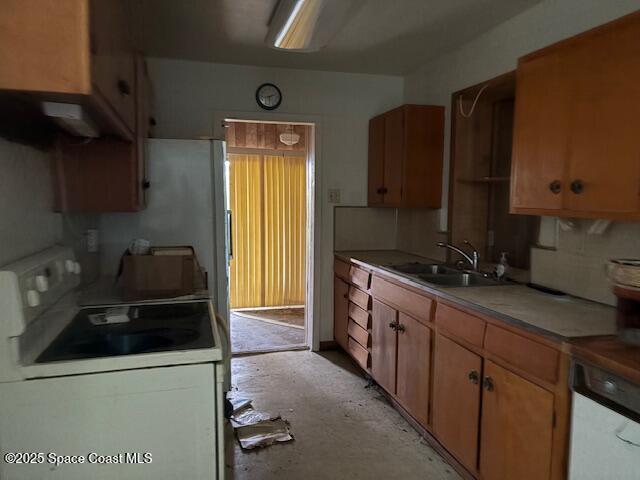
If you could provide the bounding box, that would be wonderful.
[19,346,223,379]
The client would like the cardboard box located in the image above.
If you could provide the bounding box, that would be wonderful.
[122,255,195,300]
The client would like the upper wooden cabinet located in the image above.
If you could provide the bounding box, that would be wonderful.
[0,0,136,139]
[511,11,640,219]
[53,56,152,212]
[368,105,444,208]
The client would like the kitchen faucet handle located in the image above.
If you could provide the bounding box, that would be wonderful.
[463,239,478,253]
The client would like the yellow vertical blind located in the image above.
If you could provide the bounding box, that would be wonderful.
[228,154,306,308]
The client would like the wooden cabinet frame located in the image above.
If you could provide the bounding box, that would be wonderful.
[334,256,572,480]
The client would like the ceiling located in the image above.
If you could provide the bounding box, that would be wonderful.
[133,0,541,75]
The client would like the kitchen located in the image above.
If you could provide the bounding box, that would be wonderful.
[1,1,639,479]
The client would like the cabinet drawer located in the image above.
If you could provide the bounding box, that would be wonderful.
[347,337,370,370]
[349,265,371,290]
[349,302,371,329]
[348,319,370,348]
[434,303,486,347]
[371,275,432,323]
[334,258,351,280]
[349,286,371,311]
[484,324,559,384]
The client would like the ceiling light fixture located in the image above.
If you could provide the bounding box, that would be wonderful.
[279,126,300,146]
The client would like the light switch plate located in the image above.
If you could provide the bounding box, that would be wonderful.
[328,189,341,204]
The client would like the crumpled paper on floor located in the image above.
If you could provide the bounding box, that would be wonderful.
[235,417,294,450]
[229,396,294,450]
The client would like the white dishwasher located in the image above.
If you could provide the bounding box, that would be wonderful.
[568,361,640,480]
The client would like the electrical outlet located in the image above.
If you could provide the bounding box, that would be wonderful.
[86,229,99,253]
[328,189,341,204]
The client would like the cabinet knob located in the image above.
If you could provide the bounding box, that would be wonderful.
[142,180,151,190]
[570,179,584,194]
[377,187,388,194]
[149,116,157,127]
[483,376,494,392]
[388,322,397,331]
[343,293,348,299]
[117,79,132,96]
[548,180,562,194]
[468,370,480,384]
[396,323,406,333]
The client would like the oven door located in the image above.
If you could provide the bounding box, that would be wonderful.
[569,392,640,480]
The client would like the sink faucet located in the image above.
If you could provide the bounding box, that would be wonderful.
[437,240,480,271]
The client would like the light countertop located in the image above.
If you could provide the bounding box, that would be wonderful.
[336,250,618,342]
[79,276,211,307]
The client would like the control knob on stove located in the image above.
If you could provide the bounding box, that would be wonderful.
[26,290,41,308]
[35,275,49,292]
[65,259,75,273]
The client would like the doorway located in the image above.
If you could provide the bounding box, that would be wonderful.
[224,120,311,354]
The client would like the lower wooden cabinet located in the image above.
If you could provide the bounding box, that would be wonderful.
[432,333,483,472]
[479,360,554,480]
[396,313,431,426]
[371,299,397,394]
[333,277,349,350]
[334,262,566,480]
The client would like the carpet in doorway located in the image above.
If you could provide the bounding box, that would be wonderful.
[233,307,304,328]
[231,313,305,354]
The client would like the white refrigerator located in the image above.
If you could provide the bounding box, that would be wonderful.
[99,138,232,386]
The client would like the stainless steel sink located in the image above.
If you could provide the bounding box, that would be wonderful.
[417,272,499,287]
[390,262,459,275]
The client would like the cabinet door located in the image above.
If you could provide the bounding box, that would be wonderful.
[432,334,483,472]
[396,313,431,426]
[333,277,349,351]
[564,15,640,214]
[383,108,404,206]
[368,115,386,205]
[53,135,139,212]
[371,299,397,394]
[510,48,569,213]
[480,360,554,480]
[90,0,136,133]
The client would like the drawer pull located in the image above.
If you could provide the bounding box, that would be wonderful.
[548,180,561,194]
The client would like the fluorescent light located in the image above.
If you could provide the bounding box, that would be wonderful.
[274,0,307,48]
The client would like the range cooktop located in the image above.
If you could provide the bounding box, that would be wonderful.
[36,301,215,363]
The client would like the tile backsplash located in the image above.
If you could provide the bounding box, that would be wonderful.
[334,206,446,260]
[531,220,640,306]
[334,205,640,307]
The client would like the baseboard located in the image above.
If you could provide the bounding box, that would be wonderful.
[319,340,338,350]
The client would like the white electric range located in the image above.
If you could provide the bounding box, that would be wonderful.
[0,246,227,480]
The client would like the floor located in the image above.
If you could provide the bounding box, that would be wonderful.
[231,312,306,354]
[227,350,461,480]
[235,307,305,328]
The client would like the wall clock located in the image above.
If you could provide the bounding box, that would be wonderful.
[256,83,282,110]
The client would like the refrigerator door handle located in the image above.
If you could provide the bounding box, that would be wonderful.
[227,210,233,261]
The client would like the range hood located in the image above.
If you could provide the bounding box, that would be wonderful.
[42,102,100,138]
